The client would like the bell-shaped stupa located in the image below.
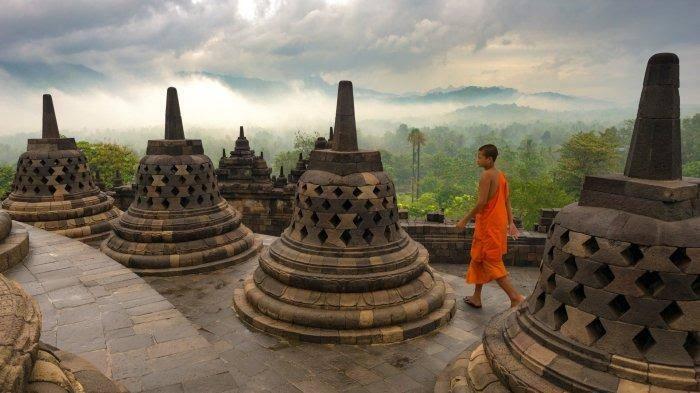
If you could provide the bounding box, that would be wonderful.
[101,87,260,275]
[234,81,455,344]
[440,53,699,392]
[1,95,121,244]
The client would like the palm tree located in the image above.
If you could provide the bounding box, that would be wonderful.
[407,128,426,200]
[415,130,426,197]
[407,129,417,201]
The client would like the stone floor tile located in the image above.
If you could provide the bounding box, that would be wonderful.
[182,372,239,393]
[291,379,340,393]
[370,362,402,378]
[383,373,423,392]
[108,333,154,353]
[345,365,383,386]
[142,383,185,393]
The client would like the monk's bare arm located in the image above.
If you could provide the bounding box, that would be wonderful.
[505,181,514,224]
[456,172,491,229]
[505,180,520,238]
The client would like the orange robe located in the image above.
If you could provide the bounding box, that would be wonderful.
[467,172,509,284]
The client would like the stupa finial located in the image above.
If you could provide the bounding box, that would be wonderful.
[332,81,358,151]
[164,87,185,140]
[239,126,244,138]
[624,53,681,180]
[42,94,60,139]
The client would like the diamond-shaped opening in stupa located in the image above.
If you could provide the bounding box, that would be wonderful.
[608,294,630,317]
[669,247,691,271]
[636,271,664,296]
[633,328,656,354]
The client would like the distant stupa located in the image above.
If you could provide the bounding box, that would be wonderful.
[2,95,121,244]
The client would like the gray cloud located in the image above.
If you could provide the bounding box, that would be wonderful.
[0,0,698,106]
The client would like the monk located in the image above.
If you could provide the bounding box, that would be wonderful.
[456,144,525,309]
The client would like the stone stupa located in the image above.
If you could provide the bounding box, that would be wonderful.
[438,53,699,392]
[216,126,274,189]
[2,95,121,244]
[234,81,455,344]
[101,87,260,275]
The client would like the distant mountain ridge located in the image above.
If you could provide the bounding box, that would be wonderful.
[193,71,611,110]
[0,60,612,112]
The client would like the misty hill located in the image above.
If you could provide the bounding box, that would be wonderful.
[0,60,615,112]
[444,103,634,125]
[194,71,611,111]
[0,61,106,91]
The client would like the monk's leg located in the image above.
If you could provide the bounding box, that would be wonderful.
[465,284,483,307]
[494,275,525,307]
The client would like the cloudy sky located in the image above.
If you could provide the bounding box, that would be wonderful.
[0,0,699,133]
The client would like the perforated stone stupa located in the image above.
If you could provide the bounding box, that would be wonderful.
[101,87,260,275]
[1,95,121,244]
[441,53,699,392]
[233,81,455,344]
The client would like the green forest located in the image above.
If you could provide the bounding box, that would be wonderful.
[273,114,700,228]
[0,114,698,230]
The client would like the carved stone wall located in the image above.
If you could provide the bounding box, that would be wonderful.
[402,219,546,267]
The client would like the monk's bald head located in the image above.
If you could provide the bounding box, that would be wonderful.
[478,144,498,162]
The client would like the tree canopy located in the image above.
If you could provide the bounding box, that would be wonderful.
[76,141,139,189]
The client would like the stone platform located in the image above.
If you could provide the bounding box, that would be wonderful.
[145,249,537,392]
[3,223,539,392]
[4,224,228,392]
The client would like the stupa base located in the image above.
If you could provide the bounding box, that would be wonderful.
[35,343,128,393]
[27,206,121,245]
[233,275,456,344]
[436,308,696,393]
[101,237,262,276]
[0,224,29,272]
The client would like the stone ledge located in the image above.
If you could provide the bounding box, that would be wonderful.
[0,223,30,273]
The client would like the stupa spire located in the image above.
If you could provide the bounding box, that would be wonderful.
[332,81,358,151]
[239,126,245,138]
[164,87,185,140]
[624,53,681,180]
[42,94,60,139]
